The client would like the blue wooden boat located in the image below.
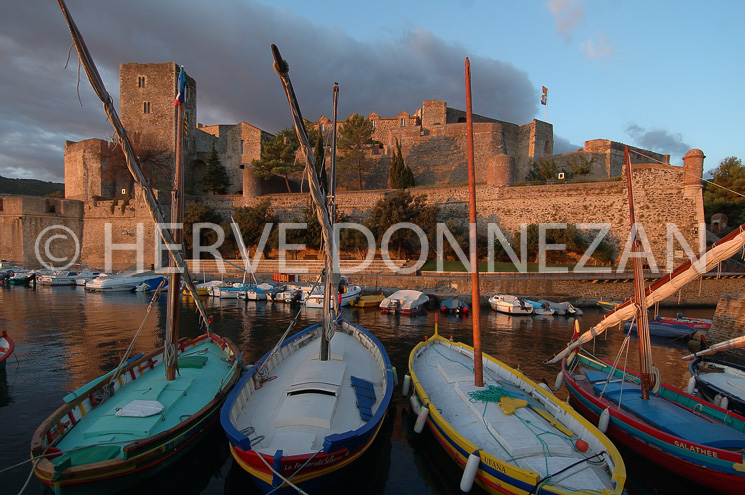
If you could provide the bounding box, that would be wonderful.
[220,46,393,494]
[623,314,710,339]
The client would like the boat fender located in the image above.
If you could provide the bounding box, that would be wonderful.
[598,408,610,433]
[714,394,722,407]
[459,450,481,492]
[685,376,696,395]
[402,373,411,397]
[575,439,589,453]
[538,382,553,395]
[721,396,729,410]
[555,371,564,391]
[651,366,661,394]
[409,394,421,415]
[414,404,429,433]
[392,366,399,387]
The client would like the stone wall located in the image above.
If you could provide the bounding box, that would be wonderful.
[706,293,745,365]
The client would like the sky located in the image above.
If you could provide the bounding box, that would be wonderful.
[1,0,743,183]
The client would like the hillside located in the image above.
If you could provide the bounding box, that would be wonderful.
[0,175,64,197]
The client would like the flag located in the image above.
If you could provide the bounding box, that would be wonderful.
[174,66,186,106]
[541,86,548,105]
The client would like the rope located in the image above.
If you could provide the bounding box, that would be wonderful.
[528,452,607,495]
[255,451,309,495]
[265,450,323,495]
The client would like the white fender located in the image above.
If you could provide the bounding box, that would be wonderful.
[392,366,399,387]
[402,373,411,397]
[721,396,729,410]
[685,376,696,395]
[459,451,481,492]
[555,371,564,391]
[414,404,429,433]
[538,382,553,395]
[409,394,421,415]
[598,407,610,433]
[714,394,722,406]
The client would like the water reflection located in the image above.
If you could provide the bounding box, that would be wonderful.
[0,284,715,494]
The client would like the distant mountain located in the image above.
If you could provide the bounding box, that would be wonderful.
[0,175,64,197]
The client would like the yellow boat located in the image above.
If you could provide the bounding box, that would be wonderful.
[348,293,385,308]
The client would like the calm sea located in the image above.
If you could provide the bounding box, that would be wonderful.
[0,284,715,494]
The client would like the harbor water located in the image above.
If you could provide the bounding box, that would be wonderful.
[0,284,715,494]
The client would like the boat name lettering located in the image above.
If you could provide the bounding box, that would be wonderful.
[287,452,348,471]
[673,440,718,458]
[484,456,506,474]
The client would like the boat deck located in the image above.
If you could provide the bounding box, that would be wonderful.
[698,362,745,400]
[231,329,386,456]
[53,339,235,464]
[413,340,616,492]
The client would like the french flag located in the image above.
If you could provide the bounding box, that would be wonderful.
[174,66,186,106]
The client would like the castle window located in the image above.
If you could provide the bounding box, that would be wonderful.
[0,198,3,212]
[400,118,406,127]
[138,76,146,88]
[143,101,151,114]
[240,140,245,154]
[372,120,376,128]
[320,123,325,132]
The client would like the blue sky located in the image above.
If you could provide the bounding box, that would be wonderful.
[1,0,743,182]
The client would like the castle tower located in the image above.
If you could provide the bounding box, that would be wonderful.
[119,63,197,188]
[682,148,705,199]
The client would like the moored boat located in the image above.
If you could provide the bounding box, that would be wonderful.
[305,283,362,308]
[348,292,385,308]
[85,270,164,292]
[488,294,533,315]
[33,8,243,491]
[524,298,556,316]
[550,148,745,494]
[38,264,100,286]
[688,357,745,417]
[380,289,429,314]
[439,297,469,315]
[221,48,393,493]
[623,313,711,339]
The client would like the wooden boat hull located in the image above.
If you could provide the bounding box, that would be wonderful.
[689,357,745,417]
[0,331,14,370]
[562,354,745,494]
[30,334,242,491]
[410,336,625,495]
[221,321,393,493]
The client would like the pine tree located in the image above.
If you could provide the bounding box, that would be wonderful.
[202,141,230,194]
[388,140,403,189]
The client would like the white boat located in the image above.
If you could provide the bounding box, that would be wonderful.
[237,282,276,301]
[38,264,100,286]
[488,294,533,315]
[85,270,164,292]
[305,283,362,308]
[408,67,625,495]
[379,289,429,314]
[220,56,393,493]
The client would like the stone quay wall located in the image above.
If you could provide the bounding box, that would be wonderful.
[706,293,745,365]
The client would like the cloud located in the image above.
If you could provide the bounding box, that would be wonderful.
[0,0,539,182]
[547,0,585,43]
[625,123,691,162]
[552,134,582,154]
[579,36,616,60]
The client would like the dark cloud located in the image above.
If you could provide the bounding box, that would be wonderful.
[552,134,582,154]
[624,123,690,162]
[0,0,538,182]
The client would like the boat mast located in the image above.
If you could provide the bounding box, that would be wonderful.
[465,58,483,387]
[321,82,339,361]
[166,66,186,381]
[624,146,653,399]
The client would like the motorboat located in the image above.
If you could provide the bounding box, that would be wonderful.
[85,270,164,292]
[538,299,583,316]
[348,293,385,308]
[523,298,556,316]
[488,294,533,315]
[305,283,362,308]
[38,264,100,286]
[439,297,469,315]
[379,290,429,314]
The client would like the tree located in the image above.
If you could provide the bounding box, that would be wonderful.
[364,190,439,259]
[251,127,304,193]
[526,159,558,183]
[183,202,225,258]
[703,156,745,228]
[388,139,415,190]
[202,141,230,194]
[569,156,594,177]
[313,130,328,192]
[338,113,374,190]
[229,200,278,257]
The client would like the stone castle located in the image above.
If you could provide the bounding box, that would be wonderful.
[0,62,709,270]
